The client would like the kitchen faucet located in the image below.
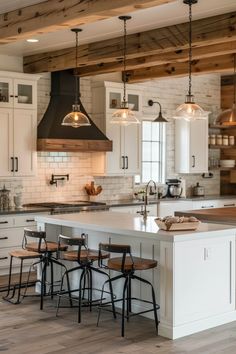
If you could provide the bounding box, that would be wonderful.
[138,180,157,219]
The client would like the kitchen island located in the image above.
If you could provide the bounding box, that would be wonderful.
[36,212,236,340]
[176,207,236,224]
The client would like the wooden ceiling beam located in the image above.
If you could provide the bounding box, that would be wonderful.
[76,41,236,76]
[0,0,173,44]
[126,53,236,83]
[24,11,236,74]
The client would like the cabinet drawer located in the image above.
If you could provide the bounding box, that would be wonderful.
[14,214,37,227]
[0,216,14,228]
[192,200,219,210]
[0,228,24,248]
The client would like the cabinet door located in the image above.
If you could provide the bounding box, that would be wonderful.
[0,108,14,176]
[158,201,193,217]
[190,119,208,173]
[0,77,13,108]
[14,79,37,109]
[123,124,140,175]
[13,109,37,176]
[105,120,125,175]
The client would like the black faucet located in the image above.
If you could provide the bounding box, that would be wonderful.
[50,174,69,187]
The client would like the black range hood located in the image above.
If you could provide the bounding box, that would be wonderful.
[37,70,112,152]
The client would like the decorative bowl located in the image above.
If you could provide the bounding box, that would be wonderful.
[18,95,29,103]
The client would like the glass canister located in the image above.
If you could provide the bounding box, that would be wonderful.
[229,136,235,146]
[222,135,229,146]
[210,134,216,145]
[0,185,10,210]
[216,134,222,145]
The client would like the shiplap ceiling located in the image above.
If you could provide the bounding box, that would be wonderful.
[0,0,236,56]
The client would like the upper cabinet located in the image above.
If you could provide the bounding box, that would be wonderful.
[91,81,141,176]
[175,118,209,174]
[0,72,38,110]
[0,72,40,177]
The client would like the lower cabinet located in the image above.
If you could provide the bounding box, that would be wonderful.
[110,204,157,216]
[157,201,193,218]
[0,213,48,276]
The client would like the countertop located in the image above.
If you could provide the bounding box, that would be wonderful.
[176,207,236,225]
[0,206,49,216]
[35,211,236,242]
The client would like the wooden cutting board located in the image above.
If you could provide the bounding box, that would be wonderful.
[175,207,236,224]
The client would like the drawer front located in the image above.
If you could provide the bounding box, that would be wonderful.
[0,228,24,248]
[192,200,219,210]
[0,216,14,229]
[14,213,48,228]
[218,199,236,208]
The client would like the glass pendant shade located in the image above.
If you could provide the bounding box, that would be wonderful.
[175,95,207,121]
[215,103,236,126]
[111,101,140,125]
[62,104,91,128]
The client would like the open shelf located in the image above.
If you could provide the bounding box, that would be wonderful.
[209,124,233,129]
[209,167,236,171]
[209,144,235,149]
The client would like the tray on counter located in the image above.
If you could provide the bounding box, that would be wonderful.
[155,219,200,231]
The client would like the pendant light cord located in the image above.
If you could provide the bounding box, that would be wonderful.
[188,1,192,97]
[123,18,127,103]
[75,30,79,106]
[234,54,236,104]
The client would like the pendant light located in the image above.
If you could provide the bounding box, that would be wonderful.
[215,54,236,126]
[111,16,140,125]
[174,0,206,121]
[62,28,91,128]
[148,100,168,123]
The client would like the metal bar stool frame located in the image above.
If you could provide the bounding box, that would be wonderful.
[97,243,160,337]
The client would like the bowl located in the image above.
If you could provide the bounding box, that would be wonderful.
[220,160,235,168]
[18,95,29,103]
[128,103,135,110]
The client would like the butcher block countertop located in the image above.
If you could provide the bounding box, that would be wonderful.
[175,207,236,224]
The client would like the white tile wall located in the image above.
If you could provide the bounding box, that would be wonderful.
[3,72,221,204]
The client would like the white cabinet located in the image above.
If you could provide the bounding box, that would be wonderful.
[192,200,219,210]
[91,81,141,176]
[217,199,236,208]
[157,200,193,217]
[110,204,157,216]
[0,72,39,178]
[0,212,48,276]
[0,73,38,110]
[175,118,208,173]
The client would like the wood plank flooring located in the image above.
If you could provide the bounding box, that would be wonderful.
[1,295,236,354]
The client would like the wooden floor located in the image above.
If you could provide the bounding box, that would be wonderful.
[1,295,236,354]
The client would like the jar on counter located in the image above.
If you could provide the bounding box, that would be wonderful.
[229,136,235,146]
[216,134,222,145]
[222,135,229,146]
[210,134,216,145]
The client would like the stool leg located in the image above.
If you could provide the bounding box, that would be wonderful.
[40,260,47,310]
[3,256,13,300]
[78,268,85,323]
[122,276,128,337]
[88,267,93,312]
[50,258,54,299]
[65,269,73,308]
[15,259,24,304]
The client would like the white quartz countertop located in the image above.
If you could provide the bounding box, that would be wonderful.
[35,211,236,242]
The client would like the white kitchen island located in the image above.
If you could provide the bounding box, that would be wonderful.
[36,211,236,340]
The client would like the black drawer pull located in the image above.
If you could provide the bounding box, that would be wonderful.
[0,256,8,260]
[224,203,235,207]
[0,237,8,240]
[201,205,214,208]
[26,219,35,222]
[0,221,8,224]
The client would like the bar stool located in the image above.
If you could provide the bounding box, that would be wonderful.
[56,234,112,323]
[3,229,69,309]
[97,243,160,337]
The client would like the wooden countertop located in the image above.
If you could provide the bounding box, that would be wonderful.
[175,207,236,224]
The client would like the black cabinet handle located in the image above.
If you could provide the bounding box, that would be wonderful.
[0,237,8,240]
[9,94,14,98]
[0,221,8,224]
[0,256,8,260]
[125,156,128,169]
[11,157,14,172]
[192,155,196,168]
[224,203,235,207]
[201,205,214,208]
[14,95,18,98]
[121,156,125,169]
[26,219,35,222]
[15,157,18,172]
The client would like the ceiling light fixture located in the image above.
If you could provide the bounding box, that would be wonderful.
[174,0,207,121]
[110,16,140,125]
[62,28,91,128]
[26,38,39,43]
[148,100,168,123]
[215,54,236,126]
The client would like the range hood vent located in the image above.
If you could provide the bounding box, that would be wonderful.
[37,70,112,152]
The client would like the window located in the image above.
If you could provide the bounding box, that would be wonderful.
[141,121,166,183]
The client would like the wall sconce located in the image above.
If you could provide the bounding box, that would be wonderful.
[148,100,168,123]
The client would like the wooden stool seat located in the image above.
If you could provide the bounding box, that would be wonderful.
[9,249,41,259]
[26,241,67,253]
[62,249,109,262]
[107,256,157,271]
